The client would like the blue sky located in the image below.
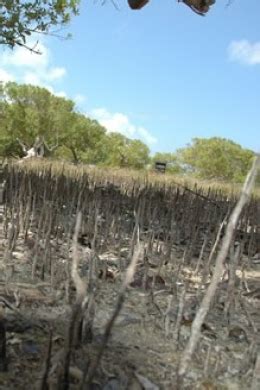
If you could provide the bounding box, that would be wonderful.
[0,0,259,154]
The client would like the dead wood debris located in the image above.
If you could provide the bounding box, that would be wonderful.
[0,161,259,389]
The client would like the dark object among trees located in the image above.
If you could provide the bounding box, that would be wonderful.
[154,161,167,173]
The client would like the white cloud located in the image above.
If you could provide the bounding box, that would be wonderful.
[47,67,66,81]
[138,127,157,145]
[23,72,42,86]
[21,72,66,99]
[74,94,87,106]
[228,40,260,65]
[91,108,135,137]
[0,68,14,83]
[0,41,67,95]
[54,90,67,98]
[2,42,49,68]
[91,107,157,145]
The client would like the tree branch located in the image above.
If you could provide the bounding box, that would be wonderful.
[16,138,28,154]
[178,154,260,383]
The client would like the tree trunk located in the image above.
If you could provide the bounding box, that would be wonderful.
[70,147,79,164]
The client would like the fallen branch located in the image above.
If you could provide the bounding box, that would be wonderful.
[178,154,260,383]
[0,285,54,305]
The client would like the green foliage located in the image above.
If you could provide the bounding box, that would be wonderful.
[126,139,150,169]
[60,113,107,163]
[0,0,79,49]
[0,82,150,169]
[102,133,129,167]
[0,82,75,156]
[100,133,150,169]
[178,137,255,182]
[0,82,256,180]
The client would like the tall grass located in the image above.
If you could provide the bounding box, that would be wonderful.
[13,158,260,199]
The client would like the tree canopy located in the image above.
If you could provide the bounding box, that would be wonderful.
[102,133,150,169]
[0,0,79,50]
[177,137,255,182]
[0,81,151,169]
[0,82,256,182]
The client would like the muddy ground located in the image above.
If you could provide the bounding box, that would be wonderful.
[0,197,260,390]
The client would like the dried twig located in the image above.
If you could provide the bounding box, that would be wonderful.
[223,243,241,317]
[83,243,143,388]
[62,212,87,389]
[39,328,53,390]
[202,215,227,283]
[251,353,260,390]
[174,285,187,347]
[164,294,174,338]
[0,302,7,372]
[178,155,260,383]
[240,297,258,335]
[71,212,87,300]
[203,342,212,377]
[0,296,23,317]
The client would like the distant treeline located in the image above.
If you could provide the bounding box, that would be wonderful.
[0,82,256,183]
